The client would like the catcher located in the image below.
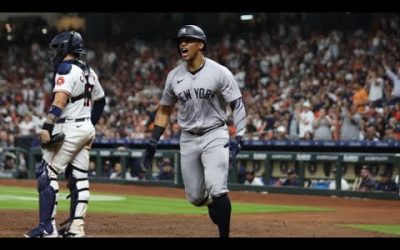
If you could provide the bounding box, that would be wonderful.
[24,30,105,238]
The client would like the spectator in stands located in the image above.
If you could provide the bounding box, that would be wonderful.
[354,165,376,192]
[110,163,124,179]
[2,152,16,169]
[125,166,135,180]
[352,82,369,113]
[376,172,398,192]
[170,122,181,140]
[236,160,247,184]
[244,168,264,186]
[340,102,362,140]
[274,125,288,140]
[383,125,397,140]
[364,123,380,141]
[281,169,299,187]
[287,103,300,140]
[158,157,174,181]
[102,160,112,177]
[15,152,28,179]
[366,69,384,108]
[125,163,147,181]
[0,130,14,148]
[125,158,145,180]
[328,167,350,191]
[383,59,400,104]
[0,152,18,178]
[313,107,333,140]
[18,113,36,136]
[298,100,314,140]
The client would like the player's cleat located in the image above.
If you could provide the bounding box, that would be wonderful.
[64,232,84,238]
[58,228,84,238]
[24,225,59,238]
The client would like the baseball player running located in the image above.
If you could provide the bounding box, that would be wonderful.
[141,25,246,238]
[24,31,105,238]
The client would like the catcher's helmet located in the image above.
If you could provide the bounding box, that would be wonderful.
[175,25,207,50]
[48,31,85,67]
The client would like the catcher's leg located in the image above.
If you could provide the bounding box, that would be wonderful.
[24,160,59,238]
[61,164,89,237]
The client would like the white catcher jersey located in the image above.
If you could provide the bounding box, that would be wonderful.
[53,62,105,119]
[161,58,242,132]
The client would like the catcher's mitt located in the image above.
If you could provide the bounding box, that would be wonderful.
[41,133,65,148]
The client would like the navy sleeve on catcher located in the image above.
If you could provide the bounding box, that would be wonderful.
[91,97,105,126]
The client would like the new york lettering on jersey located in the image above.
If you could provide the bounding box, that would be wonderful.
[177,88,216,104]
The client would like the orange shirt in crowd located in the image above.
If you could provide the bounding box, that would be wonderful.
[353,88,369,113]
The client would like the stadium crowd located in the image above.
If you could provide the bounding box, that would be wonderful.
[1,14,400,149]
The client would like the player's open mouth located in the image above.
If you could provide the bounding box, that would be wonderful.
[180,48,188,56]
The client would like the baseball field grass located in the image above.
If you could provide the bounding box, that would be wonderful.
[343,224,400,235]
[1,182,399,237]
[0,185,329,215]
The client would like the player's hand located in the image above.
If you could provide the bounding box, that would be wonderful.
[39,129,51,146]
[141,139,158,171]
[224,136,243,167]
[40,132,65,149]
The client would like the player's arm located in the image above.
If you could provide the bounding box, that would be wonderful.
[223,97,246,167]
[40,91,69,144]
[141,104,174,170]
[91,97,105,126]
[229,97,246,137]
[141,69,176,170]
[152,104,174,141]
[219,66,246,137]
[90,70,106,126]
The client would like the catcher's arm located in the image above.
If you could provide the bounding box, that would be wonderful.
[40,91,69,148]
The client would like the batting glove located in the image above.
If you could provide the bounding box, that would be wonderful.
[224,136,243,167]
[141,138,158,171]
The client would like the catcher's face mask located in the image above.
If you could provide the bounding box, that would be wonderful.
[48,36,69,67]
[48,45,64,66]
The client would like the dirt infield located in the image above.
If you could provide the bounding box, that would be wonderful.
[1,179,399,237]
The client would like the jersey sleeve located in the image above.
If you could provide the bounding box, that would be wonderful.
[219,66,242,103]
[90,70,105,101]
[53,72,74,95]
[160,71,177,105]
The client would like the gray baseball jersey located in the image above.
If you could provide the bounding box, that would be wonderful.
[160,58,242,133]
[160,57,243,204]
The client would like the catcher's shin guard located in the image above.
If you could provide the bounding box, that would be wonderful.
[36,160,59,234]
[60,164,89,237]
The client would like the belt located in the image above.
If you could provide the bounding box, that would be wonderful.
[187,123,225,136]
[56,117,90,124]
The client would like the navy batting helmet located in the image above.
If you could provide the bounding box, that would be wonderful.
[48,31,85,67]
[175,25,207,50]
